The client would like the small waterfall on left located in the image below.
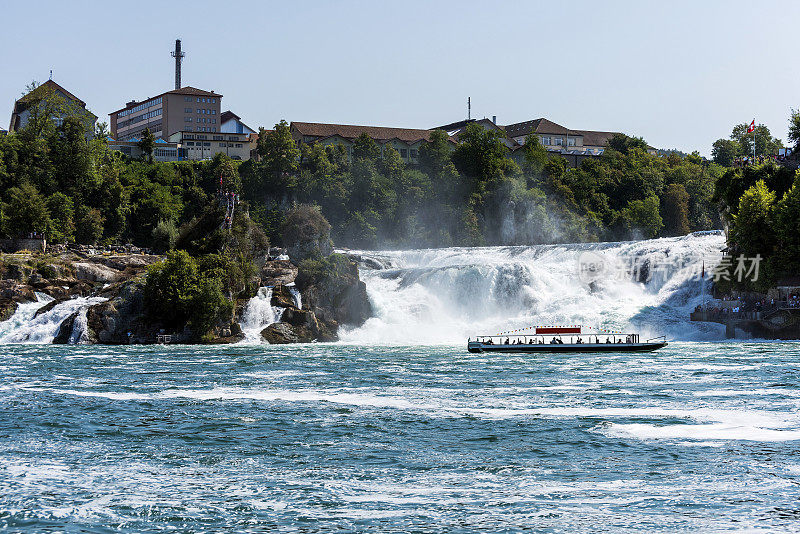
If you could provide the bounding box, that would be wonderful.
[239,287,284,343]
[0,294,107,344]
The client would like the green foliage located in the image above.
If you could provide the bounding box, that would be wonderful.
[661,183,690,236]
[137,128,156,163]
[3,183,49,237]
[256,120,300,184]
[352,133,381,162]
[730,180,776,258]
[151,219,178,253]
[45,192,75,243]
[731,122,783,158]
[789,109,800,150]
[74,206,104,245]
[711,139,739,166]
[144,250,232,338]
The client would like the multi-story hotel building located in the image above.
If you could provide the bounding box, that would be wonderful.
[109,86,222,141]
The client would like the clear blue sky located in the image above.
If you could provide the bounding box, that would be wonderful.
[2,0,798,155]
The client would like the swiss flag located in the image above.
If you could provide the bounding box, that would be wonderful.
[747,119,755,133]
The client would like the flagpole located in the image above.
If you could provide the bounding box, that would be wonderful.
[753,119,756,161]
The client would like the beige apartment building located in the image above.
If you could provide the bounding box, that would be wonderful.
[109,86,222,141]
[168,130,256,161]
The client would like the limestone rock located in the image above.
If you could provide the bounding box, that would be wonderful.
[53,311,79,344]
[260,322,298,344]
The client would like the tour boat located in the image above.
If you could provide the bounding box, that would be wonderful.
[467,326,667,353]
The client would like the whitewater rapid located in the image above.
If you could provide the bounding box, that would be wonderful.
[341,232,727,344]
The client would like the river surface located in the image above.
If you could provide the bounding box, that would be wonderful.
[3,342,800,532]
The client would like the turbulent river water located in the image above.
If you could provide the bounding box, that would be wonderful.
[3,232,800,532]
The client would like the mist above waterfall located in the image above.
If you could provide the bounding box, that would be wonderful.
[340,232,726,344]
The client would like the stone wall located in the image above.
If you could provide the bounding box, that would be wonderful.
[0,238,46,253]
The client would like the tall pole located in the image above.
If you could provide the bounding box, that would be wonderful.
[753,122,756,161]
[468,97,471,121]
[171,39,185,90]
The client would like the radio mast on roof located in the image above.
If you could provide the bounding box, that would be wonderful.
[171,39,185,90]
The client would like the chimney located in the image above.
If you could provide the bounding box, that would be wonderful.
[171,39,185,90]
[492,115,497,124]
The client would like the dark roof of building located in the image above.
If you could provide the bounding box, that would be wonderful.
[220,110,255,133]
[16,79,87,107]
[110,86,222,115]
[573,130,619,148]
[504,118,574,138]
[220,111,239,123]
[291,121,448,143]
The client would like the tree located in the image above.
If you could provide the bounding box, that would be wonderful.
[621,195,663,238]
[789,109,800,151]
[144,250,232,336]
[151,219,178,253]
[521,134,548,175]
[731,122,782,158]
[257,120,300,180]
[4,183,50,237]
[352,133,380,162]
[49,115,96,198]
[74,206,104,245]
[608,133,649,155]
[45,192,75,243]
[418,129,452,176]
[773,176,800,274]
[138,128,155,163]
[661,183,690,236]
[730,180,776,257]
[711,138,740,166]
[451,123,516,183]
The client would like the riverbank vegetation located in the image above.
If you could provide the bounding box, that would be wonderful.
[712,110,800,291]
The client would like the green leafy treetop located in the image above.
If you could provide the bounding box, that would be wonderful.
[137,128,156,163]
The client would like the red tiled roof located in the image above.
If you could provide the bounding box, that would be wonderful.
[291,121,446,143]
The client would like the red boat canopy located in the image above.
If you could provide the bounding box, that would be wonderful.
[536,327,581,335]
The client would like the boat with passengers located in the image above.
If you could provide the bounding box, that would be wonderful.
[467,326,667,353]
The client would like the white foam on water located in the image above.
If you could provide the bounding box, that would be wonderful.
[600,422,800,442]
[341,232,726,344]
[0,295,106,344]
[238,287,283,343]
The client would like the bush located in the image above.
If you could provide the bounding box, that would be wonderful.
[151,219,178,253]
[144,250,233,338]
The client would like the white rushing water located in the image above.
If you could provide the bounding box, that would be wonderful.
[341,231,727,344]
[239,287,284,343]
[0,295,107,344]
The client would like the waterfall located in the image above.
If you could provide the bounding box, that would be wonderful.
[239,287,284,343]
[0,295,107,344]
[340,232,727,344]
[68,307,92,344]
[287,283,302,309]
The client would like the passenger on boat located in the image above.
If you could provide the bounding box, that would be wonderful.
[576,337,583,344]
[606,337,612,343]
[505,338,510,345]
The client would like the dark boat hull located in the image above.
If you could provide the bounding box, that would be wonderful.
[467,341,667,353]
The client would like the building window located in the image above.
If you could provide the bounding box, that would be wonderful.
[184,117,192,122]
[410,149,418,158]
[184,96,191,102]
[567,137,576,147]
[399,149,408,158]
[212,110,216,115]
[554,138,563,146]
[187,141,195,146]
[184,108,192,113]
[213,127,216,132]
[204,142,210,146]
[542,136,551,145]
[235,144,242,148]
[219,143,225,147]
